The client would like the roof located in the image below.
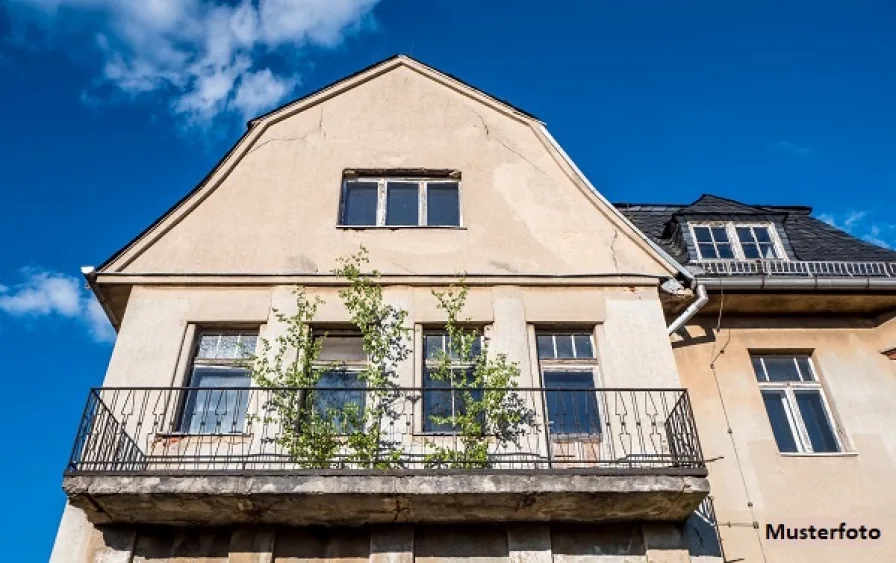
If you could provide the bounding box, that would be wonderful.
[616,194,896,263]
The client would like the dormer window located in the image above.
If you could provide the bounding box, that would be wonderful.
[339,173,461,227]
[690,223,784,260]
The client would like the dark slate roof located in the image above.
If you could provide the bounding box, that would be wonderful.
[616,194,896,263]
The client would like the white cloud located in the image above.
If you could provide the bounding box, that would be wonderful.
[819,210,895,250]
[0,268,115,343]
[5,0,381,126]
[769,140,812,157]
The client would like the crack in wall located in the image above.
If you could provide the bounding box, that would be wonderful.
[471,110,551,179]
[247,107,326,156]
[610,229,620,272]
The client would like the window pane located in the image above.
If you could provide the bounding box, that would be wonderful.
[761,357,802,382]
[543,371,600,435]
[759,243,778,259]
[236,334,258,358]
[698,243,718,259]
[217,335,239,358]
[314,370,366,433]
[554,335,574,358]
[536,335,554,358]
[751,357,767,381]
[197,335,219,358]
[761,391,798,453]
[693,226,712,243]
[795,357,814,381]
[198,333,256,359]
[573,334,594,358]
[424,334,445,360]
[711,227,730,242]
[716,243,735,259]
[754,228,772,242]
[736,227,756,244]
[742,244,761,259]
[423,368,480,432]
[795,391,839,453]
[318,336,365,362]
[181,367,250,433]
[342,181,378,226]
[427,182,460,226]
[385,182,419,226]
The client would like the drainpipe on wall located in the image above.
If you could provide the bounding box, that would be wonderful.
[667,284,708,335]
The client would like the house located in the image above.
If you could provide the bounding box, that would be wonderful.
[620,195,896,561]
[51,55,709,563]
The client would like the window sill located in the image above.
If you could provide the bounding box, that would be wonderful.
[779,451,857,458]
[154,432,253,439]
[336,225,467,230]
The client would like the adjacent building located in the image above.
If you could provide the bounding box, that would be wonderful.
[51,56,896,563]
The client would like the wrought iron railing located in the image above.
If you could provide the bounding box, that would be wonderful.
[694,259,896,277]
[66,387,704,473]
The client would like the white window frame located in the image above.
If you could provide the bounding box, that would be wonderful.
[339,177,463,227]
[536,331,601,437]
[753,354,843,454]
[421,329,483,434]
[689,222,787,261]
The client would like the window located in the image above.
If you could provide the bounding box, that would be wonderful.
[536,332,600,435]
[180,331,257,434]
[422,330,482,433]
[690,223,782,260]
[340,177,461,227]
[312,332,367,433]
[751,354,841,453]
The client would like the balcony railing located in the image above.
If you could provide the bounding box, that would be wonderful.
[693,259,896,277]
[66,387,704,474]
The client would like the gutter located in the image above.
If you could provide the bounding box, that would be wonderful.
[536,125,694,283]
[81,266,120,330]
[698,277,896,290]
[667,284,709,335]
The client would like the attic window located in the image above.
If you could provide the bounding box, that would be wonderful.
[339,174,461,227]
[691,223,784,261]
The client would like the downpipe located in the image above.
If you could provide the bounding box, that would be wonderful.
[667,284,708,335]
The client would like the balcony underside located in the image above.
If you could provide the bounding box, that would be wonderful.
[64,470,709,526]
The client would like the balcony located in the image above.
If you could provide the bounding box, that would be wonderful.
[693,259,896,278]
[63,386,708,526]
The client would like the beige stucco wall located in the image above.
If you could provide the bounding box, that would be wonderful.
[108,64,670,277]
[673,315,896,563]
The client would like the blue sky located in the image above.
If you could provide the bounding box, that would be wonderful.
[1,0,894,559]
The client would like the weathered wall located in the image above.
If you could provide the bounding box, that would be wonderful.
[673,315,896,563]
[52,519,704,563]
[108,64,669,277]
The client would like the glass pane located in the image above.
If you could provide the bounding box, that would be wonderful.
[761,357,802,382]
[181,367,250,434]
[427,182,460,226]
[536,335,554,359]
[759,243,778,259]
[761,391,798,453]
[342,181,378,226]
[318,336,366,362]
[754,228,772,242]
[693,226,712,243]
[716,243,735,259]
[446,334,480,360]
[711,227,730,242]
[423,368,480,432]
[795,391,839,453]
[236,334,257,358]
[314,370,366,433]
[741,244,760,259]
[543,371,600,434]
[751,357,766,381]
[424,334,444,360]
[698,243,718,259]
[573,334,594,358]
[555,335,575,358]
[217,335,239,358]
[795,357,814,381]
[385,182,419,226]
[197,335,219,358]
[736,227,756,244]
